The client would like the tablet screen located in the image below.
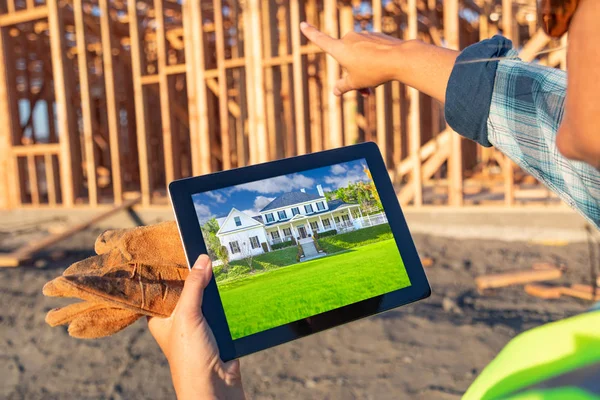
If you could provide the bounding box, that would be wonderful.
[191,159,411,340]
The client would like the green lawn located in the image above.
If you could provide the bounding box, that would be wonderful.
[218,238,410,339]
[318,223,393,254]
[213,246,298,283]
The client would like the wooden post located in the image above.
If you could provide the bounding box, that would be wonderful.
[408,0,422,206]
[74,0,98,206]
[27,155,39,205]
[340,3,357,147]
[128,0,152,205]
[502,0,515,206]
[155,0,178,181]
[261,0,278,161]
[277,4,295,158]
[214,0,231,169]
[290,0,307,155]
[242,0,258,164]
[183,0,211,175]
[0,26,19,209]
[99,0,123,203]
[373,0,387,161]
[324,0,342,149]
[48,0,81,207]
[247,0,268,163]
[444,0,463,206]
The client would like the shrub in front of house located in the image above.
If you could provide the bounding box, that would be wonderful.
[313,236,324,252]
[317,229,337,238]
[271,239,295,250]
[296,243,304,262]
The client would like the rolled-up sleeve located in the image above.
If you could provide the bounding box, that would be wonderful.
[444,35,514,147]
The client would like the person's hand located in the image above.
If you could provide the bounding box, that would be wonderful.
[148,255,245,400]
[300,21,404,96]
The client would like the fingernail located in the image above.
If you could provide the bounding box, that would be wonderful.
[333,88,341,96]
[300,21,312,29]
[193,255,209,270]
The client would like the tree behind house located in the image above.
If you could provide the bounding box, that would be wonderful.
[202,217,230,268]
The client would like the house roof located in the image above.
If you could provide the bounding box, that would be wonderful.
[263,199,358,227]
[252,215,264,224]
[216,208,263,236]
[260,191,323,212]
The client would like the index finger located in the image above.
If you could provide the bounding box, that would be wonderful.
[300,22,341,56]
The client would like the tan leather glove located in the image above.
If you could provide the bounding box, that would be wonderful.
[43,221,190,338]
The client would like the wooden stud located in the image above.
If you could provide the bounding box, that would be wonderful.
[128,0,152,205]
[502,0,514,207]
[26,155,39,205]
[214,0,231,169]
[324,0,342,149]
[182,0,211,175]
[242,0,258,165]
[247,0,268,163]
[260,0,278,161]
[48,0,82,207]
[340,3,357,147]
[277,4,295,158]
[373,0,387,162]
[444,0,463,206]
[290,0,307,155]
[408,0,422,206]
[44,154,57,206]
[75,0,98,206]
[155,0,177,182]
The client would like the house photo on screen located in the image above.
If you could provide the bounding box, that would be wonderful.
[192,159,411,340]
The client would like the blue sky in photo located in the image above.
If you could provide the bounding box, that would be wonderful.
[192,159,370,223]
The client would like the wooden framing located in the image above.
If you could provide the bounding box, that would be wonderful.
[0,0,560,211]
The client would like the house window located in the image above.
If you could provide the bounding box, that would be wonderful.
[278,210,287,220]
[229,241,240,254]
[234,216,242,227]
[310,221,319,230]
[249,236,260,249]
[291,207,300,216]
[304,204,314,214]
[316,201,325,211]
[283,228,292,237]
[323,218,331,228]
[334,216,340,223]
[342,214,350,222]
[271,231,280,240]
[265,213,274,223]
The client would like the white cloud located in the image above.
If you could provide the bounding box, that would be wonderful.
[324,165,368,189]
[232,174,315,194]
[330,164,347,175]
[194,203,213,223]
[241,195,275,217]
[205,191,226,203]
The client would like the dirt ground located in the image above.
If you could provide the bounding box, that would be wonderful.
[0,225,595,400]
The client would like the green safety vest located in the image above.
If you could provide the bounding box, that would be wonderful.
[463,310,600,399]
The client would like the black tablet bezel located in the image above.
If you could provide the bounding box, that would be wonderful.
[169,142,431,362]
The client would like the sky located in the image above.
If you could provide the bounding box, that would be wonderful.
[192,158,370,224]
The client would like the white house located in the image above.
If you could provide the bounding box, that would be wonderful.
[215,184,364,261]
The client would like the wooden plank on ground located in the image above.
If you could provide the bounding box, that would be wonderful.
[476,267,562,291]
[0,197,141,267]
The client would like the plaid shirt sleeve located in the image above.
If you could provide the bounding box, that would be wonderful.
[489,50,600,229]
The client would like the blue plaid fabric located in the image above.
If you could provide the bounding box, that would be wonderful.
[446,37,600,230]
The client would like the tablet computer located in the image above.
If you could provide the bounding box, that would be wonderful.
[169,142,430,361]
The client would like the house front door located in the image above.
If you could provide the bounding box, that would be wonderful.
[298,226,307,239]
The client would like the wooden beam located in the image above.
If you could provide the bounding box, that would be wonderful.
[11,144,61,156]
[214,0,232,169]
[0,197,141,267]
[444,0,463,206]
[290,0,307,155]
[242,1,258,165]
[476,267,562,291]
[205,78,241,118]
[26,155,39,205]
[324,0,342,149]
[398,144,450,205]
[0,6,48,27]
[75,0,98,206]
[396,129,451,176]
[128,0,152,205]
[155,0,178,182]
[49,0,81,207]
[519,29,550,62]
[261,0,277,161]
[44,154,57,206]
[408,0,422,206]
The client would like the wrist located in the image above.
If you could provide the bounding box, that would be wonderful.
[390,39,424,82]
[173,370,245,400]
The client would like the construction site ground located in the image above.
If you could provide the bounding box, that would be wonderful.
[0,209,595,399]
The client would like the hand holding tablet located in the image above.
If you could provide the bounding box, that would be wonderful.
[169,142,430,362]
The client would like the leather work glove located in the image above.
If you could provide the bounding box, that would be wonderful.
[43,221,190,338]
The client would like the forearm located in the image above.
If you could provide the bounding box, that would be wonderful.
[390,40,458,103]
